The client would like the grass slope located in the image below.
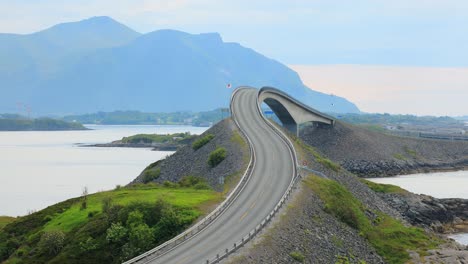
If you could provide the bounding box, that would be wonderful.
[0,184,221,263]
[0,217,15,230]
[306,174,440,264]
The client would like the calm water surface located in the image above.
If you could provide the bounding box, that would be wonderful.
[368,170,468,245]
[0,125,207,216]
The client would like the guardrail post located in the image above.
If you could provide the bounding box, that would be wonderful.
[206,260,209,264]
[234,243,236,248]
[226,248,228,253]
[217,254,219,259]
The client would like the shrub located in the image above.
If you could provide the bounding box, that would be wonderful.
[79,236,98,252]
[192,134,214,150]
[38,230,65,255]
[163,181,178,188]
[289,251,305,262]
[106,222,128,245]
[142,168,161,183]
[179,176,210,189]
[208,147,227,168]
[128,223,154,251]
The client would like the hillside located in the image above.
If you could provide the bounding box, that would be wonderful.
[0,17,359,115]
[0,118,249,263]
[300,121,468,177]
[1,117,467,263]
[0,184,221,263]
[133,119,250,192]
[231,125,468,264]
[0,117,87,131]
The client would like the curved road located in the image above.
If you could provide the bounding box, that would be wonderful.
[146,87,294,263]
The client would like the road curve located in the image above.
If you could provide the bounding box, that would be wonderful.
[142,87,295,263]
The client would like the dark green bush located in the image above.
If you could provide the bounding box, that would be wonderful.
[192,134,214,150]
[142,168,161,183]
[208,147,227,167]
[38,230,65,256]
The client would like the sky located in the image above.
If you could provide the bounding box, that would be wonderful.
[0,0,467,115]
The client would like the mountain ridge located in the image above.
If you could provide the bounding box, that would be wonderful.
[0,16,360,114]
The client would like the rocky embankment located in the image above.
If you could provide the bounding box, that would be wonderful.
[378,191,468,233]
[230,123,468,263]
[300,121,468,177]
[132,119,249,191]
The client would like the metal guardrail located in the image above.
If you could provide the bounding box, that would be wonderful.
[123,87,256,264]
[203,87,300,264]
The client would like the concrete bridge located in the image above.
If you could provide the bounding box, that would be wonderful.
[258,87,335,135]
[125,86,335,264]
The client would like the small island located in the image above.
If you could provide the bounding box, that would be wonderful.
[0,115,88,131]
[90,132,196,151]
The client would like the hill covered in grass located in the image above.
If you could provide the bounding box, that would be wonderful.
[0,116,87,131]
[0,184,221,263]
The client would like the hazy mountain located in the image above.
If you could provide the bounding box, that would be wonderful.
[0,17,359,114]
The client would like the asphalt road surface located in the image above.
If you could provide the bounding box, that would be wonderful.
[146,87,294,263]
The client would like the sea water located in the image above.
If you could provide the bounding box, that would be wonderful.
[368,170,468,245]
[0,125,207,216]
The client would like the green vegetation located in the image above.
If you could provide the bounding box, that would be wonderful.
[360,179,408,195]
[192,134,215,150]
[62,109,229,125]
[221,131,250,193]
[141,168,161,183]
[230,131,246,148]
[289,251,305,262]
[121,132,194,144]
[208,147,227,167]
[403,146,418,158]
[294,138,341,172]
[306,175,440,264]
[393,153,406,161]
[0,184,221,263]
[0,217,15,230]
[178,176,211,190]
[335,255,367,264]
[0,117,87,131]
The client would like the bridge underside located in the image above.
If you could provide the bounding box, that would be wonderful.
[259,88,335,135]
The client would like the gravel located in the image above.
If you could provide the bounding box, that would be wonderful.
[300,121,468,177]
[132,118,248,191]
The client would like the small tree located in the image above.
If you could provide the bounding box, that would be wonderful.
[106,222,128,245]
[39,230,65,255]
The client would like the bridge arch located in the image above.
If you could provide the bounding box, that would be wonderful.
[258,87,335,135]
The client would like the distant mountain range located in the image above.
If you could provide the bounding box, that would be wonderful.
[0,16,360,115]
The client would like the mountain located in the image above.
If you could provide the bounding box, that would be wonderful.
[0,17,359,114]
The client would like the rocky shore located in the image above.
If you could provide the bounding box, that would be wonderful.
[377,191,468,234]
[87,142,181,151]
